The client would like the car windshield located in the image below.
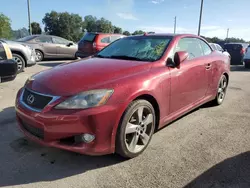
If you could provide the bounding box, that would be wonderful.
[79,33,97,42]
[17,35,37,42]
[96,36,172,62]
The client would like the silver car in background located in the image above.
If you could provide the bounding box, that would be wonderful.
[0,39,36,73]
[17,35,78,62]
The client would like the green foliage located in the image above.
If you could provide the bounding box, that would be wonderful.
[95,17,113,33]
[31,22,42,34]
[43,11,83,42]
[123,31,131,36]
[0,13,12,39]
[132,30,144,35]
[12,28,29,39]
[113,26,122,34]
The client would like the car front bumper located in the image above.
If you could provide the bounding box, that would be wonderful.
[15,88,125,155]
[26,50,36,66]
[0,59,17,82]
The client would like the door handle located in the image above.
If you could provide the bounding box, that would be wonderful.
[205,63,211,70]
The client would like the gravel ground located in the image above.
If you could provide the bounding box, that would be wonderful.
[0,62,250,188]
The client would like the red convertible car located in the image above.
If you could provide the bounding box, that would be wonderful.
[15,33,230,158]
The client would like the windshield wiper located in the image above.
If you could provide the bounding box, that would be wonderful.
[109,55,143,61]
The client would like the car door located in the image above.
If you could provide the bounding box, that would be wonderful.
[169,37,209,114]
[35,36,57,57]
[52,37,77,58]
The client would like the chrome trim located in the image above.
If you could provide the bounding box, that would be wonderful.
[20,88,61,112]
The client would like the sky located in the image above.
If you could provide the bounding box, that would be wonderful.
[1,0,250,40]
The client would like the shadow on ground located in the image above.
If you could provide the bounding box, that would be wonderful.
[0,106,125,187]
[184,151,250,188]
[0,106,16,125]
[38,62,64,67]
[230,65,250,72]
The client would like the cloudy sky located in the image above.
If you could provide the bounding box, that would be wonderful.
[2,0,250,40]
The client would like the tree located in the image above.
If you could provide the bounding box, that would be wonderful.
[95,17,113,33]
[31,22,42,34]
[132,30,144,35]
[123,31,130,36]
[43,11,83,41]
[12,28,29,39]
[83,15,97,32]
[0,13,12,39]
[113,26,122,34]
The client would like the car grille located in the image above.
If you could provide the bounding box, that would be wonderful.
[21,120,44,139]
[22,89,53,110]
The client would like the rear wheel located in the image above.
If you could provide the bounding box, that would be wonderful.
[35,50,43,62]
[212,75,228,105]
[116,100,155,158]
[12,53,25,73]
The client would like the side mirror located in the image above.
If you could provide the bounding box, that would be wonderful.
[173,51,189,67]
[67,42,74,47]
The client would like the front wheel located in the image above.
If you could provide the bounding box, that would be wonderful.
[12,53,25,73]
[212,75,228,105]
[116,100,155,158]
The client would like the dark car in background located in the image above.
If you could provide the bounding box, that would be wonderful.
[224,43,249,65]
[17,35,78,61]
[76,32,125,58]
[0,41,17,82]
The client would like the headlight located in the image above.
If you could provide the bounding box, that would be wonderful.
[55,89,114,109]
[22,44,32,50]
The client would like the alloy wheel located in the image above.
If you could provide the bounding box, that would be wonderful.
[125,106,154,153]
[13,56,24,71]
[217,76,227,103]
[35,51,43,61]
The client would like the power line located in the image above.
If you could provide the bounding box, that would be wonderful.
[197,0,204,36]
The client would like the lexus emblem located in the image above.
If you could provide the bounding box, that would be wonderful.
[27,94,35,105]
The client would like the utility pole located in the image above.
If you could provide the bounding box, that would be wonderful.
[174,16,177,34]
[27,0,32,35]
[197,0,204,36]
[226,28,229,39]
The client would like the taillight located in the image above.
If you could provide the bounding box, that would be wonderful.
[241,48,245,54]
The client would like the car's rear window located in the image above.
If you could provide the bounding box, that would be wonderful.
[224,44,242,50]
[17,35,36,42]
[80,33,97,42]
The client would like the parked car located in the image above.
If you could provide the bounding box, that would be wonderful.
[243,45,250,68]
[0,39,36,73]
[0,41,18,82]
[16,35,78,61]
[224,43,249,65]
[16,33,230,158]
[76,32,125,58]
[209,43,231,58]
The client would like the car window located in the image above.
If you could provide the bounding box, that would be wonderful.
[209,43,216,50]
[35,36,53,43]
[175,38,204,60]
[199,39,212,55]
[0,42,7,60]
[53,37,69,45]
[216,44,223,51]
[97,36,172,62]
[101,37,110,43]
[80,33,97,42]
[110,36,122,42]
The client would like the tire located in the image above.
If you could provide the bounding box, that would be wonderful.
[35,50,43,62]
[116,100,156,158]
[12,53,25,74]
[212,75,228,106]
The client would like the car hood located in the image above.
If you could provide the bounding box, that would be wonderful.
[27,58,151,96]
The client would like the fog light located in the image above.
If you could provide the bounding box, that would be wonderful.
[82,133,95,143]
